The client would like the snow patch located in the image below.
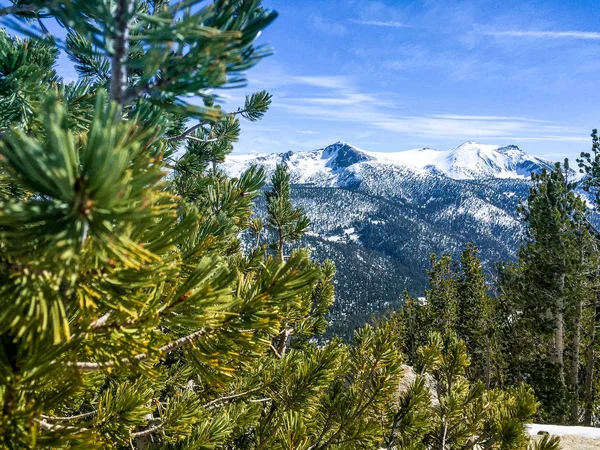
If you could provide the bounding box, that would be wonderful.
[527,424,600,439]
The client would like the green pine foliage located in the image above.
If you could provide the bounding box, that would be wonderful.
[400,246,500,387]
[0,0,590,448]
[456,243,497,388]
[383,332,558,450]
[266,163,311,262]
[426,254,458,330]
[498,161,596,424]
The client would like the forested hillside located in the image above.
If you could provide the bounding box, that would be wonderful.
[227,143,585,336]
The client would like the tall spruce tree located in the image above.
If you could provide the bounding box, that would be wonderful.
[456,243,496,388]
[265,163,310,263]
[577,128,600,426]
[425,253,458,331]
[403,247,500,388]
[499,161,594,424]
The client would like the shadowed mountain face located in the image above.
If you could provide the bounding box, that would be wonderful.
[223,142,568,337]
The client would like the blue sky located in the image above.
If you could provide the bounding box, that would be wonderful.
[217,0,600,160]
[4,0,600,160]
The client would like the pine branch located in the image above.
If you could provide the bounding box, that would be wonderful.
[165,123,205,142]
[186,136,219,143]
[90,312,112,329]
[203,386,263,410]
[270,344,282,359]
[41,411,97,421]
[72,329,207,371]
[0,4,40,16]
[35,418,88,433]
[130,424,163,438]
[248,397,270,403]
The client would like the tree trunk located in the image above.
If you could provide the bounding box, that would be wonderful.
[485,334,492,390]
[570,242,585,424]
[110,0,132,105]
[584,292,599,426]
[277,227,284,262]
[570,293,582,424]
[555,274,566,389]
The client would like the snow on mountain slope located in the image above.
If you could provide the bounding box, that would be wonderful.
[223,141,556,183]
[367,142,555,180]
[224,141,566,337]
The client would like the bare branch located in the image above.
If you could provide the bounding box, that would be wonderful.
[186,136,219,143]
[248,397,271,403]
[233,107,250,117]
[90,312,112,329]
[270,344,282,359]
[35,419,88,433]
[0,4,40,16]
[165,123,205,142]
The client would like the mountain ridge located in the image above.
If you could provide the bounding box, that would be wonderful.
[223,141,558,183]
[224,141,572,336]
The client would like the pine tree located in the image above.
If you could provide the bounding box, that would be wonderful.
[266,163,310,263]
[576,129,600,426]
[456,243,495,388]
[425,253,458,331]
[384,331,560,450]
[0,1,325,447]
[399,290,430,364]
[499,161,594,424]
[578,128,600,205]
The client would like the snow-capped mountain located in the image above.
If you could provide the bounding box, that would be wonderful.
[223,141,556,184]
[224,142,565,337]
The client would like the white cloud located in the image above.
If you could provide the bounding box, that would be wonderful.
[301,92,379,106]
[244,66,588,153]
[481,30,600,40]
[290,76,353,90]
[349,19,410,28]
[277,92,585,143]
[429,114,548,123]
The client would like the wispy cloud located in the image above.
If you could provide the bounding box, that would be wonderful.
[481,30,600,40]
[349,19,410,28]
[290,76,353,90]
[276,81,586,143]
[297,130,320,135]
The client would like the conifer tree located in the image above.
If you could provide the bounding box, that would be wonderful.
[266,163,310,263]
[0,1,324,447]
[425,253,458,331]
[399,290,430,364]
[384,331,559,450]
[456,243,495,388]
[500,161,594,424]
[576,129,600,425]
[578,128,600,205]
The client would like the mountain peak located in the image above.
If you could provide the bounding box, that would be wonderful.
[323,142,372,170]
